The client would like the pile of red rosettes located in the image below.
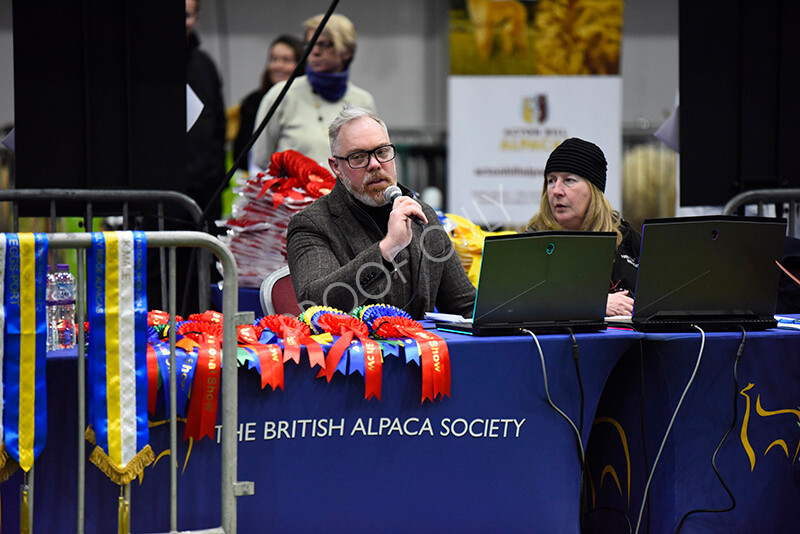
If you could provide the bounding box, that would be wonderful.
[220,150,336,287]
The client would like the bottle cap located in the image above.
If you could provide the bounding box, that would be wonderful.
[56,263,69,271]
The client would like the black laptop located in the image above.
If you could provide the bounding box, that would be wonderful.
[630,215,787,332]
[436,231,616,336]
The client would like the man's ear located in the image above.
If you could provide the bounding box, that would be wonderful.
[328,157,343,179]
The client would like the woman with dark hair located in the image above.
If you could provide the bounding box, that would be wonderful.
[526,137,641,316]
[233,35,304,171]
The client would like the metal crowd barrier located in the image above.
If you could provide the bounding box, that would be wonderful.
[37,231,250,534]
[0,189,212,313]
[722,188,800,237]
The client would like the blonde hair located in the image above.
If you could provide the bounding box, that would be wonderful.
[303,14,357,69]
[525,179,623,246]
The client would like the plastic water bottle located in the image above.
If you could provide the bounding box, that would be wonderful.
[49,263,76,350]
[46,265,58,351]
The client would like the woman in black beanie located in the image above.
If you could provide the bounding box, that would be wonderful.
[525,137,641,316]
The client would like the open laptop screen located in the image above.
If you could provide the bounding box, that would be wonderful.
[470,231,616,326]
[632,215,786,328]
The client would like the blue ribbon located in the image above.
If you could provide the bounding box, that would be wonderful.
[2,233,49,471]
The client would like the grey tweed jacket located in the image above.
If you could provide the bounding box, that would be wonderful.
[286,181,476,319]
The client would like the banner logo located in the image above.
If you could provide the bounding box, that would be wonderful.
[523,94,548,124]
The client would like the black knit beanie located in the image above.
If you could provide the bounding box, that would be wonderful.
[544,138,607,192]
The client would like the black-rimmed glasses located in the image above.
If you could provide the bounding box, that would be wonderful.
[334,144,396,169]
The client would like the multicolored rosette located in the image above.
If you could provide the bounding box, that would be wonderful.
[315,312,383,401]
[373,315,451,404]
[237,322,284,391]
[302,305,348,335]
[147,309,181,340]
[175,320,222,442]
[357,304,412,337]
[145,310,176,416]
[258,315,325,369]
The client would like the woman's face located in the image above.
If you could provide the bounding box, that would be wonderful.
[304,28,351,73]
[546,172,592,230]
[267,42,298,85]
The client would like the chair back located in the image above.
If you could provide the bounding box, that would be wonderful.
[259,265,301,316]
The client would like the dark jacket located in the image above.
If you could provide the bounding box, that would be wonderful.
[286,182,476,319]
[233,89,267,171]
[186,32,226,220]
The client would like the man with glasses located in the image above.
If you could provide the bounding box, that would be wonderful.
[286,106,476,319]
[251,13,377,172]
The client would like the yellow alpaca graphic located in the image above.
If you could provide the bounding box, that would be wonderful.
[467,0,529,60]
[739,383,800,471]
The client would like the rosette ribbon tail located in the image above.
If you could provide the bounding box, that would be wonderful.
[239,323,285,391]
[398,326,451,403]
[300,334,325,369]
[320,330,354,382]
[183,333,221,442]
[281,325,303,364]
[357,333,383,401]
[255,344,284,391]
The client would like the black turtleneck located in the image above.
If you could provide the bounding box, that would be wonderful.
[354,198,392,236]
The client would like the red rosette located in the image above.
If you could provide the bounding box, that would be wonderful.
[315,313,383,400]
[148,310,171,326]
[258,314,310,338]
[177,320,224,343]
[279,150,332,182]
[264,150,335,196]
[372,315,424,339]
[238,323,284,391]
[305,181,334,198]
[257,315,323,368]
[316,314,369,337]
[253,324,265,339]
[237,324,260,345]
[372,315,449,403]
[177,319,224,442]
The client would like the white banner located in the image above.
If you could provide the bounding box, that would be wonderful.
[447,76,622,228]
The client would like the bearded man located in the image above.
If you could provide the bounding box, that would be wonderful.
[285,105,476,319]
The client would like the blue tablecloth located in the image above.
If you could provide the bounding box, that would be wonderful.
[585,322,800,533]
[0,327,640,533]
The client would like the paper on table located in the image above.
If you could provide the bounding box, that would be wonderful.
[775,316,800,330]
[425,312,469,323]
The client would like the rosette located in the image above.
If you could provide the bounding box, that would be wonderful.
[237,323,284,391]
[359,304,412,335]
[258,315,325,369]
[315,313,383,400]
[257,151,335,208]
[303,305,348,335]
[147,310,171,326]
[176,320,222,441]
[371,316,451,404]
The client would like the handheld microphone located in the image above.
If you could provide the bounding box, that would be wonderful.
[384,185,425,226]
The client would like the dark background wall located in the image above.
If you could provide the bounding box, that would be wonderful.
[680,0,800,205]
[12,1,185,193]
